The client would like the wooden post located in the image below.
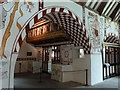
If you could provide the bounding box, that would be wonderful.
[39,0,44,11]
[85,69,88,86]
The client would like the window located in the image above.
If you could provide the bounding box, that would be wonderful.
[27,52,32,56]
[79,49,84,58]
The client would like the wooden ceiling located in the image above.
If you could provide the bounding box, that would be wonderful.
[72,0,120,22]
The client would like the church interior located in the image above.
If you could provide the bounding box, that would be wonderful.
[0,0,120,89]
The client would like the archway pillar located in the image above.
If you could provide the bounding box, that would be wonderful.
[9,54,18,88]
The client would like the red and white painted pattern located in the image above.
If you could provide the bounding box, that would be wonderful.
[14,6,91,55]
[42,12,90,54]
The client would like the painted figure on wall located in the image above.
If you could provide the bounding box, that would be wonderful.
[0,1,35,58]
[88,12,101,53]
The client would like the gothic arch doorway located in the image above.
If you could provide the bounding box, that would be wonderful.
[8,6,90,88]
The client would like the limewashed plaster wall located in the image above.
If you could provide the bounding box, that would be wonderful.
[0,0,119,89]
[18,40,38,58]
[85,8,119,85]
[85,8,104,85]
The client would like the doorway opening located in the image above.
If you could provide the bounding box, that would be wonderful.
[11,6,90,88]
[42,46,60,74]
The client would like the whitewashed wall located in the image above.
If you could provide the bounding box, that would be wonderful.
[85,8,104,85]
[18,40,38,58]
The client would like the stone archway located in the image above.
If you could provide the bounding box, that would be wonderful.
[8,6,90,88]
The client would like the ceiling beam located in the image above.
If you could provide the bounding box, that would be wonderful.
[97,2,107,15]
[94,0,103,10]
[90,0,98,8]
[110,3,120,20]
[102,0,112,14]
[114,9,120,20]
[107,2,118,16]
[114,13,120,22]
[85,0,92,6]
[116,16,120,22]
[105,0,116,16]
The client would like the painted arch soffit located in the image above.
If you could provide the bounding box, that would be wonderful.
[29,11,91,54]
[12,6,91,56]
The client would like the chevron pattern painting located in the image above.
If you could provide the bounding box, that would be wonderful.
[104,33,119,44]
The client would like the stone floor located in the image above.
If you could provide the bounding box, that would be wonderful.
[79,76,119,88]
[14,73,119,89]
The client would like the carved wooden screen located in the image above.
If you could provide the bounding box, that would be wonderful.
[104,46,120,79]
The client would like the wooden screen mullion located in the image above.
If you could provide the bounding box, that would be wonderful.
[109,47,111,77]
[110,47,112,64]
[108,47,110,64]
[116,48,118,75]
[112,47,114,64]
[116,47,120,75]
[105,46,108,63]
[114,47,117,75]
[54,46,55,64]
[42,48,44,72]
[118,48,120,75]
[57,46,59,63]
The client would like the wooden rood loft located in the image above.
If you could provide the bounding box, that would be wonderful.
[26,20,72,45]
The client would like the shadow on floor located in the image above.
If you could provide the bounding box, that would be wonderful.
[14,73,119,88]
[14,72,83,88]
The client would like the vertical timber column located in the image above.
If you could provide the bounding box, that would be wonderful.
[39,0,44,10]
[114,47,116,75]
[119,25,120,43]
